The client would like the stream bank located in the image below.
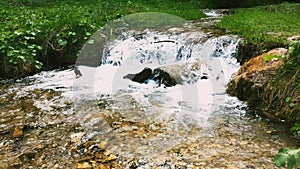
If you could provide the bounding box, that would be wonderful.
[227,40,300,123]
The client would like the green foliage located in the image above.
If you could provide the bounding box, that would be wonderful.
[280,41,300,91]
[0,0,55,7]
[275,148,300,168]
[221,5,300,167]
[271,40,300,169]
[290,121,300,136]
[0,0,206,78]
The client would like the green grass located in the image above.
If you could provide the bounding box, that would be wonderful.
[218,3,300,44]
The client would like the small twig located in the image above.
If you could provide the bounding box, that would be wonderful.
[153,40,175,44]
[47,40,64,51]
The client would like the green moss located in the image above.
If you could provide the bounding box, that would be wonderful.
[263,54,283,62]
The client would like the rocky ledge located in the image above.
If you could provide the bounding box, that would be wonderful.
[227,44,300,122]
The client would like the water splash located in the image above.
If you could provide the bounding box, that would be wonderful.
[70,24,242,157]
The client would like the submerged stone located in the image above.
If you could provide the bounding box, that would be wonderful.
[12,125,24,138]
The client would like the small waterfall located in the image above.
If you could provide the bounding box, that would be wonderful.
[69,18,242,157]
[14,13,243,158]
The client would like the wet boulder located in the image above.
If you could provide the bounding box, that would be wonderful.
[124,59,208,87]
[150,68,177,87]
[126,67,152,83]
[227,48,288,119]
[124,67,177,87]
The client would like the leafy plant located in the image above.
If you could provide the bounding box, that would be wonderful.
[290,121,300,136]
[0,0,207,79]
[275,148,300,169]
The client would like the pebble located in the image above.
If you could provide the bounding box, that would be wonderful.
[76,162,91,169]
[0,142,4,148]
[35,144,45,150]
[98,141,108,150]
[12,125,24,138]
[70,132,85,144]
[54,164,60,168]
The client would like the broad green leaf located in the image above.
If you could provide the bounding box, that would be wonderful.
[68,31,76,36]
[37,45,42,50]
[287,156,295,169]
[290,122,300,132]
[18,55,25,62]
[85,32,92,36]
[35,60,43,69]
[28,45,35,49]
[295,152,300,167]
[285,97,292,103]
[58,39,68,46]
[275,152,289,167]
[289,103,295,108]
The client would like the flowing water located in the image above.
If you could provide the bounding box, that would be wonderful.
[0,11,298,168]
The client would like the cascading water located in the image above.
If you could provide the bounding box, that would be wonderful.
[0,11,297,168]
[72,25,242,158]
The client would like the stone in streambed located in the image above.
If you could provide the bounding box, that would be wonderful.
[124,67,152,83]
[12,125,24,138]
[150,68,177,87]
[123,59,207,87]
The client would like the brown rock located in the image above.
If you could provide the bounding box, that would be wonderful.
[35,144,45,150]
[77,162,92,169]
[227,48,288,106]
[12,125,24,138]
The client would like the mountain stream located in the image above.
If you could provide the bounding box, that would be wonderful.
[0,10,298,169]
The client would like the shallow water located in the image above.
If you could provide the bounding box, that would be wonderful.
[0,10,298,168]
